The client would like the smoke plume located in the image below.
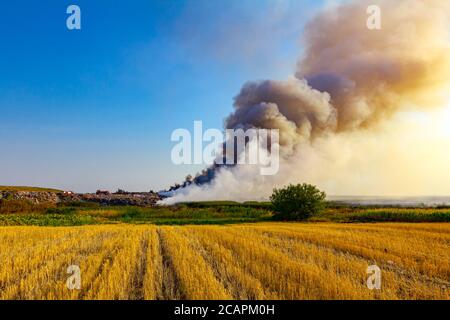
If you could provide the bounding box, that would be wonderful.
[163,0,450,204]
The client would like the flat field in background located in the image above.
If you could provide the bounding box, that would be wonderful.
[0,223,448,300]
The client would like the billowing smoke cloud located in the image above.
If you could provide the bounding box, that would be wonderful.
[226,78,336,156]
[162,0,450,204]
[228,0,450,147]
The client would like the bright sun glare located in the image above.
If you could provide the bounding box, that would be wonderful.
[434,103,450,137]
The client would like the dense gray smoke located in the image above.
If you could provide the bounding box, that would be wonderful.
[226,0,450,153]
[162,0,450,204]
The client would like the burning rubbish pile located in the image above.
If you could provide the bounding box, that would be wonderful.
[0,189,161,207]
[60,189,161,206]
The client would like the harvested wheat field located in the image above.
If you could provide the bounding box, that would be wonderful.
[0,223,448,300]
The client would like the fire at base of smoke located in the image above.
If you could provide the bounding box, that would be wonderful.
[171,121,280,176]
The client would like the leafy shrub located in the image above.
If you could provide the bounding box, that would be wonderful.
[270,184,326,221]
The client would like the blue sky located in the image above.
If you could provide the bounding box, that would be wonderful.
[0,0,325,192]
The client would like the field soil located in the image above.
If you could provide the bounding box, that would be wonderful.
[0,222,448,300]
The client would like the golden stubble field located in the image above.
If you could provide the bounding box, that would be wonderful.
[0,223,448,300]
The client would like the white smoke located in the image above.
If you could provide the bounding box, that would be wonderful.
[162,0,450,204]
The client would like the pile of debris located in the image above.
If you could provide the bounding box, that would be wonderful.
[1,189,162,207]
[59,189,161,206]
[0,191,60,204]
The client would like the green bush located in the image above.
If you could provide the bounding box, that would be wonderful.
[270,184,326,221]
